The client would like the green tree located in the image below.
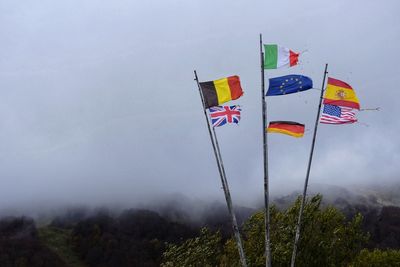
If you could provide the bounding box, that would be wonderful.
[162,195,369,267]
[231,195,368,267]
[161,228,224,267]
[349,249,400,267]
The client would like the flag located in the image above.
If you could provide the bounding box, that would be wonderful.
[266,75,313,96]
[267,121,305,137]
[264,44,299,69]
[323,77,360,110]
[320,104,357,124]
[209,106,241,127]
[199,76,243,108]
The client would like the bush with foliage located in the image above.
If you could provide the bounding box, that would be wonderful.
[162,195,369,267]
[349,249,400,267]
[161,228,223,267]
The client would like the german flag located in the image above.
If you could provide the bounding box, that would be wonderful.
[199,76,243,108]
[267,121,305,138]
[323,77,360,110]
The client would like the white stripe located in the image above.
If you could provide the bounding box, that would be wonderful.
[276,46,290,68]
[320,115,356,124]
[320,117,340,123]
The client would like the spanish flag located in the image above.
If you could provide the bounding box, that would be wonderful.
[267,121,305,138]
[199,76,243,108]
[323,77,360,110]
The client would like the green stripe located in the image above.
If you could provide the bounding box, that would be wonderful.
[264,44,277,69]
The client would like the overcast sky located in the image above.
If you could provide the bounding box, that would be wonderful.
[0,0,399,214]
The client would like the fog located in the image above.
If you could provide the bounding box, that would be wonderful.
[0,0,399,215]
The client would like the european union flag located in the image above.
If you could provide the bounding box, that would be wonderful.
[266,75,313,96]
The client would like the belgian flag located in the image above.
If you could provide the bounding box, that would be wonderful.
[267,121,305,138]
[199,76,243,108]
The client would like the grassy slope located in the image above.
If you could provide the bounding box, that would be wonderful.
[38,226,87,267]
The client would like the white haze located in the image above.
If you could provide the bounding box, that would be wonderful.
[0,0,399,215]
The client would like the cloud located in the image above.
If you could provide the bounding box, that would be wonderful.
[0,0,399,214]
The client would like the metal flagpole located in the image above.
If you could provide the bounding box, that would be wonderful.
[290,63,328,267]
[194,70,248,267]
[260,34,272,267]
[211,126,248,266]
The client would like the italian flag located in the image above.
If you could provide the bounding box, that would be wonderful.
[264,44,299,69]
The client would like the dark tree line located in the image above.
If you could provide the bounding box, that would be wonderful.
[0,217,66,267]
[71,209,198,267]
[1,198,400,267]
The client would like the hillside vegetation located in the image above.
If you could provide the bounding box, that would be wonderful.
[1,194,400,266]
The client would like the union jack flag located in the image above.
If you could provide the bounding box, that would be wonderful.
[209,105,241,127]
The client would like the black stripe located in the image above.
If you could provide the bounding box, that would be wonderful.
[269,121,304,127]
[199,81,218,108]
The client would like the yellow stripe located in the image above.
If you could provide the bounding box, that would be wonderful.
[213,78,232,105]
[267,128,304,138]
[324,84,360,103]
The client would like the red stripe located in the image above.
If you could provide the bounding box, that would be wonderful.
[323,99,360,110]
[320,117,357,124]
[227,76,244,100]
[327,77,353,89]
[289,50,299,67]
[268,122,304,134]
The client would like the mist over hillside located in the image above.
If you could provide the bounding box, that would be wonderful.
[1,186,400,267]
[273,182,400,210]
[1,0,399,226]
[1,181,399,225]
